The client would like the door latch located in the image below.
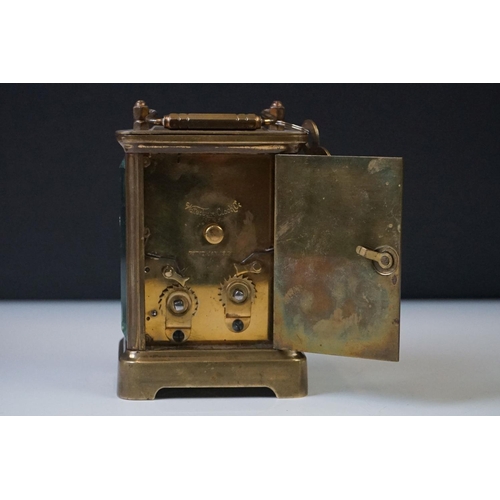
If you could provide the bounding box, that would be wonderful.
[356,245,399,276]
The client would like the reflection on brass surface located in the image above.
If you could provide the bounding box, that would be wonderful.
[274,155,402,361]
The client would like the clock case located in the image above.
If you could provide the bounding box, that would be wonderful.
[116,101,402,399]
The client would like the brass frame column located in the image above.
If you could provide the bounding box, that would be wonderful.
[125,153,146,351]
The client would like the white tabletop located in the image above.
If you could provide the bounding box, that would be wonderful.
[1,300,498,415]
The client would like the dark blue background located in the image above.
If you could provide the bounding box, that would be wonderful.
[1,84,499,299]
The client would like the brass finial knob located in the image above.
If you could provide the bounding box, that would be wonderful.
[270,101,285,120]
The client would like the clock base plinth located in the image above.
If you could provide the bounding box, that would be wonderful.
[117,339,307,400]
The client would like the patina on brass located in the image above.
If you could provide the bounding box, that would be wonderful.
[117,100,403,400]
[274,155,402,361]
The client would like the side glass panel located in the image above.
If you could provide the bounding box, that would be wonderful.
[274,155,402,361]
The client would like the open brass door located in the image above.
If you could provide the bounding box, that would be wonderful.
[274,155,403,361]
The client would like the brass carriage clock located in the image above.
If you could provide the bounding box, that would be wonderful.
[116,100,403,399]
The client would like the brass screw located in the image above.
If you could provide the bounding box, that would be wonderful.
[380,255,390,266]
[162,266,174,278]
[172,330,185,343]
[232,319,244,332]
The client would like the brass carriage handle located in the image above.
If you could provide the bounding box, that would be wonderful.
[133,100,305,131]
[159,113,265,130]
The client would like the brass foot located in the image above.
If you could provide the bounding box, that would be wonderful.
[117,339,307,400]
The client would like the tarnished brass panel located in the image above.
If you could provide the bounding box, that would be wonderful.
[144,153,274,344]
[274,155,403,361]
[118,340,307,399]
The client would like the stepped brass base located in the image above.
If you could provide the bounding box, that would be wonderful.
[117,339,307,399]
